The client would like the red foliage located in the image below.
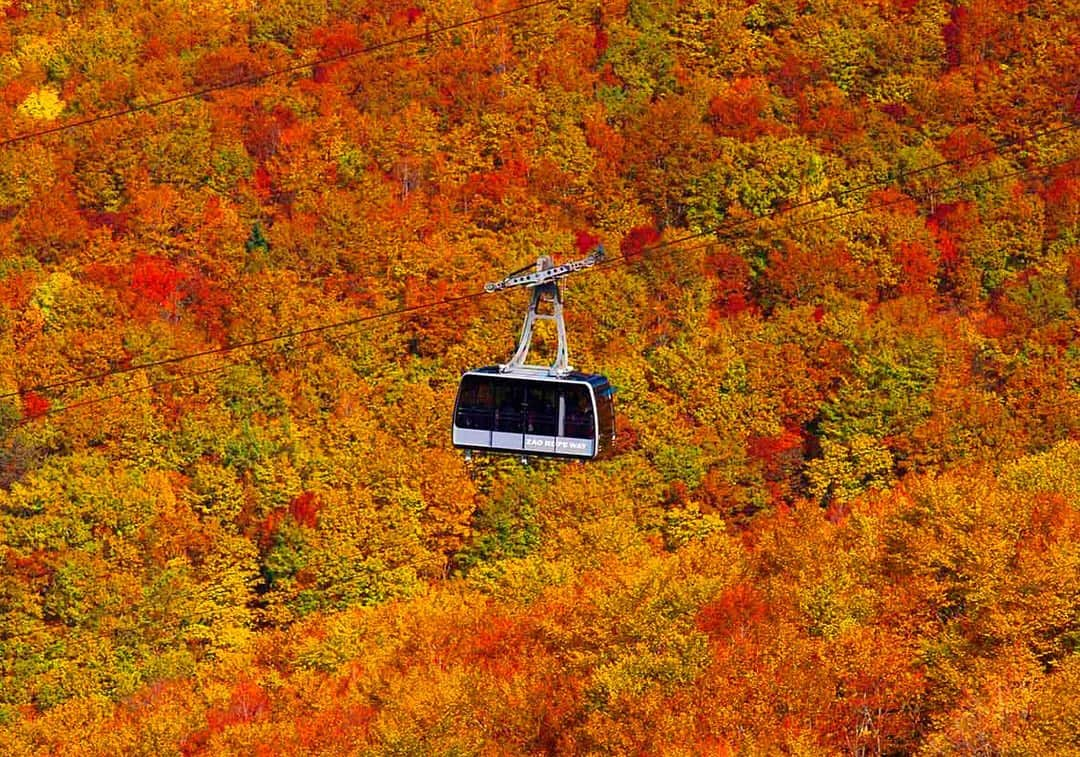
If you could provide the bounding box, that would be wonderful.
[1,79,32,108]
[465,169,510,202]
[773,51,825,98]
[467,614,529,677]
[593,25,609,56]
[183,679,271,756]
[403,276,477,357]
[83,262,125,290]
[869,187,918,217]
[612,422,639,455]
[257,508,287,550]
[943,5,968,69]
[83,209,132,234]
[220,679,270,725]
[6,548,52,580]
[390,6,424,26]
[244,107,296,162]
[598,63,621,87]
[896,240,938,297]
[289,491,321,528]
[1067,251,1080,299]
[927,201,977,272]
[934,231,959,268]
[102,253,231,336]
[0,271,35,309]
[18,186,89,258]
[708,78,773,140]
[201,196,223,227]
[747,429,802,471]
[462,156,528,204]
[295,703,376,751]
[879,101,917,126]
[696,583,769,641]
[193,45,268,88]
[21,391,49,419]
[314,22,361,58]
[943,0,1026,69]
[747,428,805,505]
[940,124,996,165]
[310,23,360,83]
[252,165,274,199]
[799,91,863,146]
[619,225,660,260]
[574,229,601,256]
[583,115,624,162]
[1045,171,1080,207]
[131,255,184,309]
[765,240,874,304]
[929,200,978,231]
[667,480,691,505]
[709,250,754,317]
[978,312,1011,338]
[1025,493,1080,551]
[1043,169,1080,239]
[140,35,168,62]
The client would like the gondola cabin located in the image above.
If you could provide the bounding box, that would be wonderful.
[453,366,615,460]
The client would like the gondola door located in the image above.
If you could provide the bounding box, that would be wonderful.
[523,382,558,454]
[491,379,525,452]
[557,382,596,457]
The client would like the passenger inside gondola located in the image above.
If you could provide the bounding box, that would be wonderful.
[527,386,558,435]
[563,387,593,439]
[494,382,524,433]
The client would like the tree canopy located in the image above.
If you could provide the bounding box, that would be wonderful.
[0,0,1078,752]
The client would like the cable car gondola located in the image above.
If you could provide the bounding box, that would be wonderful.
[453,248,615,461]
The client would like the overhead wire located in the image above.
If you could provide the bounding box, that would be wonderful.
[5,120,1076,404]
[0,0,559,149]
[0,0,559,401]
[9,140,1076,424]
[595,119,1080,267]
[1,289,487,400]
[0,5,1074,416]
[23,363,237,423]
[9,324,374,429]
[629,153,1079,263]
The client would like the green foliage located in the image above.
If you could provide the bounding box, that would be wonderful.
[243,223,272,272]
[661,503,725,550]
[145,106,213,187]
[1005,271,1072,328]
[454,471,541,572]
[806,433,895,503]
[599,22,677,114]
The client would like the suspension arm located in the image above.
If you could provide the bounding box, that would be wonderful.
[484,246,604,293]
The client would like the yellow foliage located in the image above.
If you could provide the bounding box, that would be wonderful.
[17,87,65,121]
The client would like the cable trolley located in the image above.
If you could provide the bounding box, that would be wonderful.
[452,246,615,460]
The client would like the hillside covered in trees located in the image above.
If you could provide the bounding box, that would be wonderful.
[1,0,1079,752]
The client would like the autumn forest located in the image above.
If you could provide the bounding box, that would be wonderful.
[1,0,1079,753]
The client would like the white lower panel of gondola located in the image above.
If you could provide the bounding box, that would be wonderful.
[490,431,526,451]
[453,428,491,447]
